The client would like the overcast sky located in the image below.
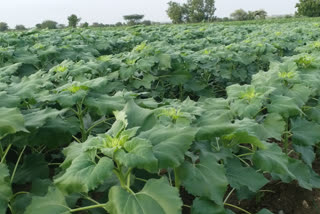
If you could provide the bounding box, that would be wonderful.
[0,0,299,27]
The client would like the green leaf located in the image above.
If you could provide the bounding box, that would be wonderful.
[252,143,295,178]
[291,118,320,146]
[267,95,301,118]
[123,99,157,132]
[158,54,171,69]
[55,152,114,194]
[227,84,273,118]
[139,125,196,168]
[13,154,49,184]
[0,163,12,214]
[293,145,315,167]
[106,178,182,214]
[176,154,228,205]
[84,93,126,116]
[60,142,83,169]
[287,158,313,190]
[115,137,158,172]
[25,187,70,214]
[262,113,286,140]
[191,198,226,214]
[223,131,266,149]
[286,84,311,107]
[226,159,268,192]
[10,193,32,214]
[0,107,26,139]
[24,108,67,129]
[0,92,20,108]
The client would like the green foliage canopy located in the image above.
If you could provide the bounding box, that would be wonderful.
[296,0,320,17]
[68,14,81,28]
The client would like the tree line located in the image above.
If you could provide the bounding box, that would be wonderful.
[166,0,320,23]
[0,14,155,32]
[0,0,319,32]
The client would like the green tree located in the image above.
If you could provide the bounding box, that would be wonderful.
[296,0,320,17]
[167,0,216,23]
[57,24,66,29]
[123,14,144,25]
[91,22,105,27]
[167,1,184,24]
[115,22,123,26]
[230,9,248,20]
[0,22,9,31]
[80,22,89,28]
[204,0,216,21]
[38,20,58,29]
[68,14,81,28]
[187,0,205,23]
[255,9,268,19]
[142,20,152,25]
[247,9,268,20]
[15,25,26,30]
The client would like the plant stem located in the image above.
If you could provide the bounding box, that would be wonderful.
[11,146,26,183]
[173,168,180,190]
[0,144,3,160]
[77,103,87,142]
[80,193,100,205]
[224,203,252,214]
[233,154,250,167]
[237,153,254,158]
[283,119,290,154]
[0,144,12,164]
[72,135,81,143]
[10,191,29,200]
[223,188,235,203]
[70,203,107,212]
[86,117,113,135]
[126,169,132,187]
[135,177,148,183]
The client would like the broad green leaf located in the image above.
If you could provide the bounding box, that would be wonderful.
[132,73,157,89]
[25,187,70,214]
[122,99,157,132]
[291,118,320,146]
[158,54,171,69]
[10,193,32,214]
[261,113,285,140]
[106,178,182,214]
[293,145,315,167]
[225,159,268,192]
[0,107,26,139]
[84,93,126,116]
[60,142,84,169]
[227,85,273,118]
[115,137,158,172]
[287,158,313,190]
[252,143,294,178]
[0,92,20,108]
[139,125,196,168]
[286,84,311,107]
[176,154,228,205]
[0,163,12,214]
[191,198,226,214]
[24,108,67,128]
[13,154,49,184]
[267,95,301,118]
[55,152,114,194]
[222,131,266,149]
